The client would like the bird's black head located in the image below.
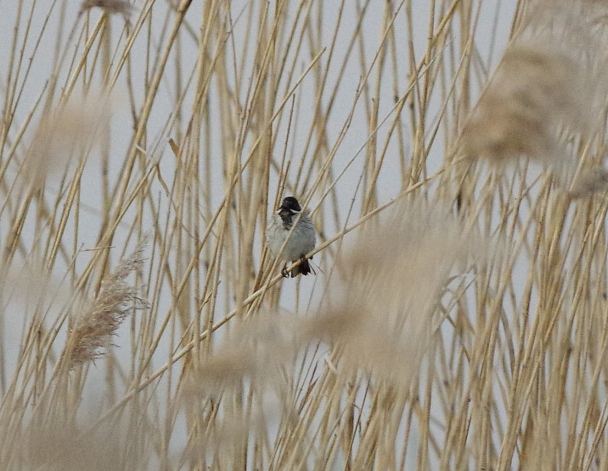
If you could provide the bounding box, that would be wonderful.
[279,196,302,214]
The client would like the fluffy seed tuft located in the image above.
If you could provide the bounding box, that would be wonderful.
[80,0,135,23]
[568,166,608,198]
[459,1,607,185]
[66,241,148,367]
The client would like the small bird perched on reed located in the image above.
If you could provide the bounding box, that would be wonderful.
[266,196,316,278]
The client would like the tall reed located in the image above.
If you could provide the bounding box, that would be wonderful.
[1,0,608,469]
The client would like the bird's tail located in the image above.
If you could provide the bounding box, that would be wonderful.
[291,257,313,277]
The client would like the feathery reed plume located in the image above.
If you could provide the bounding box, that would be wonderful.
[0,264,84,317]
[306,201,487,384]
[80,0,135,23]
[184,313,298,399]
[459,1,606,178]
[182,403,278,465]
[66,242,147,367]
[22,414,145,470]
[568,166,608,198]
[182,313,295,463]
[25,95,111,189]
[460,43,587,164]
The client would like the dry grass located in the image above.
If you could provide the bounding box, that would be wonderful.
[2,0,608,469]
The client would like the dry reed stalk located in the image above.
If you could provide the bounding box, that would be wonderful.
[8,0,608,469]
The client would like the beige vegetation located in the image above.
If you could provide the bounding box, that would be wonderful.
[2,0,608,469]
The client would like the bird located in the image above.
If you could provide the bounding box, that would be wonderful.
[266,196,316,278]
